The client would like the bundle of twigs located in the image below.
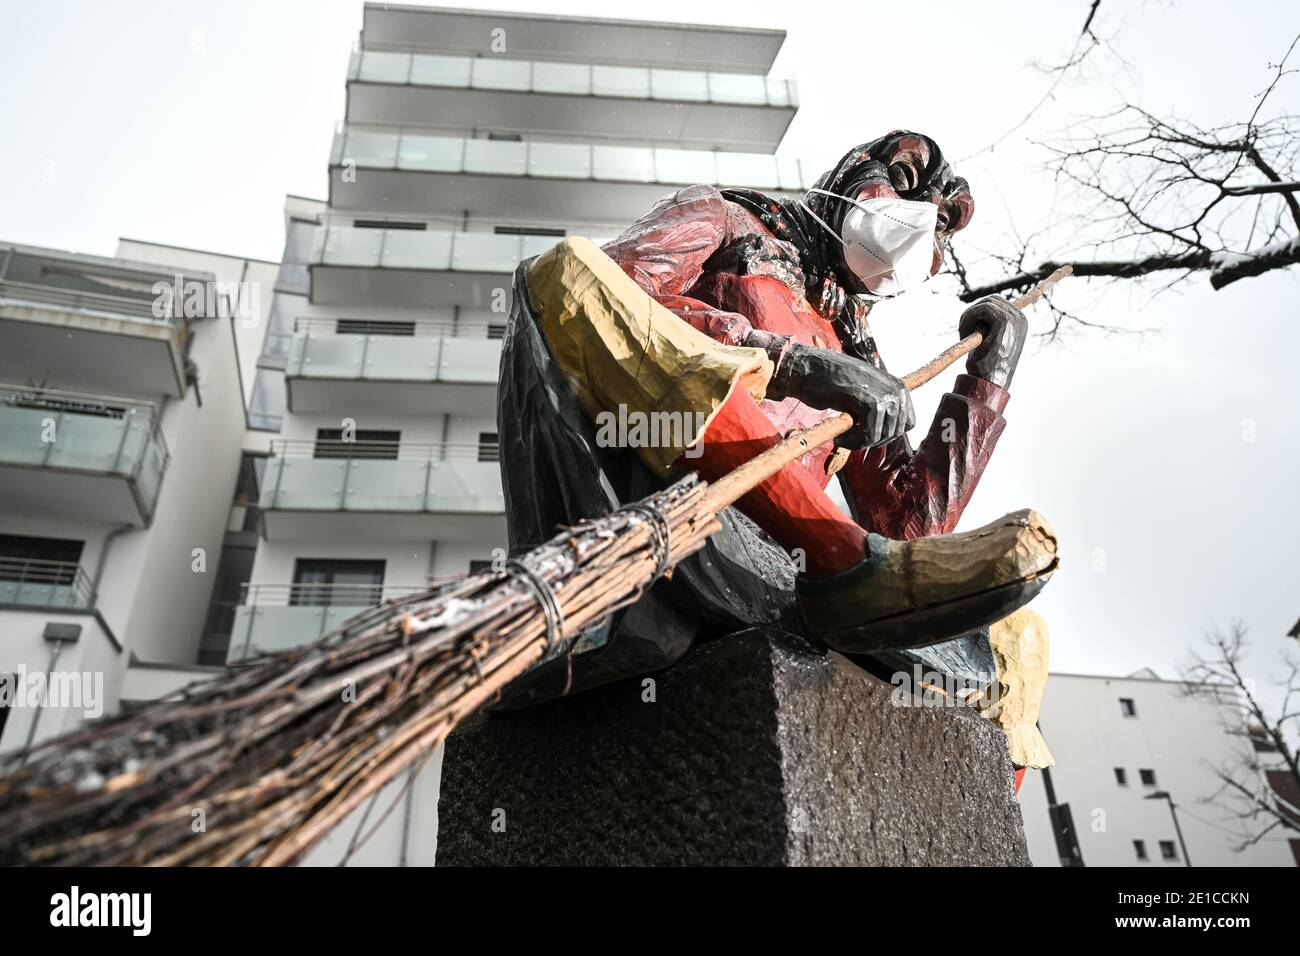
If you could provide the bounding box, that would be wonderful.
[0,477,720,866]
[0,268,1070,866]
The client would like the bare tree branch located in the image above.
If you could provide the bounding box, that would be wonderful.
[954,31,1300,311]
[1182,621,1300,851]
[958,1,1106,162]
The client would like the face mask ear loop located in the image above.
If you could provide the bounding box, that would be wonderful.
[796,197,848,249]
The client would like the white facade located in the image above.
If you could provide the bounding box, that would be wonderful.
[0,2,806,864]
[234,2,804,865]
[0,239,256,752]
[1019,671,1298,867]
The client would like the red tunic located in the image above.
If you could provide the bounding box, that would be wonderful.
[601,185,1010,576]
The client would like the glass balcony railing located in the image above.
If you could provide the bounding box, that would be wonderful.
[287,319,501,384]
[310,225,561,273]
[0,386,170,521]
[348,50,798,109]
[0,557,95,609]
[330,127,813,192]
[227,582,429,663]
[260,439,503,515]
[0,244,187,328]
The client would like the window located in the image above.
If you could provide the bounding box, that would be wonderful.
[0,534,85,586]
[1159,840,1178,861]
[493,224,566,237]
[336,318,416,337]
[228,453,266,533]
[1114,768,1128,786]
[282,218,317,265]
[262,292,307,360]
[248,368,287,432]
[313,428,401,460]
[353,219,426,231]
[1119,697,1137,717]
[487,323,506,340]
[277,220,316,294]
[478,432,500,462]
[1139,768,1157,787]
[1133,840,1147,861]
[291,559,386,607]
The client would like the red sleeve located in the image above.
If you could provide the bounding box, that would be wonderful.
[839,374,1010,540]
[600,185,755,347]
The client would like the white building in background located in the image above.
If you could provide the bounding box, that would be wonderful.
[225,3,806,865]
[1019,670,1298,867]
[0,239,256,751]
[1,2,809,863]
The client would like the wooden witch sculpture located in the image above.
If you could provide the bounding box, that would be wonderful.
[498,131,1057,772]
[0,133,1065,865]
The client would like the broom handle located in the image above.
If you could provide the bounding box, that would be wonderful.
[897,265,1072,390]
[699,266,1072,516]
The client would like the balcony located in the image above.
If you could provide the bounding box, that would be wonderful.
[0,242,196,397]
[360,5,786,74]
[259,438,506,542]
[0,557,95,609]
[345,50,797,152]
[227,582,428,663]
[285,318,500,415]
[0,385,170,526]
[308,224,562,306]
[329,128,813,221]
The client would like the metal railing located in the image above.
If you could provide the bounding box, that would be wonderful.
[0,384,171,465]
[0,557,95,608]
[292,317,503,338]
[347,49,799,109]
[329,126,813,192]
[268,439,498,462]
[238,582,433,608]
[229,578,471,662]
[0,278,181,326]
[309,223,560,271]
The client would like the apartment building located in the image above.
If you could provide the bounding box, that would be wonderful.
[0,239,255,751]
[1019,670,1298,867]
[1,2,808,863]
[208,3,806,864]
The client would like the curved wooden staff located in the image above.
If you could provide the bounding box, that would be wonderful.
[822,265,1073,477]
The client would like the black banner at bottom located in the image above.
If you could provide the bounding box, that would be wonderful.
[0,864,1282,942]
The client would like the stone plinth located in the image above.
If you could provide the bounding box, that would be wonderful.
[436,629,1029,866]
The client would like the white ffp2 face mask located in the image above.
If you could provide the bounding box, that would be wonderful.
[800,187,939,297]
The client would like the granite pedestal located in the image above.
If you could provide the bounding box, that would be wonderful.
[436,628,1030,865]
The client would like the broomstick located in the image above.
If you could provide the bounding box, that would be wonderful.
[823,265,1073,476]
[0,267,1070,866]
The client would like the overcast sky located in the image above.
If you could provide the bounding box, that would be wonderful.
[2,0,1298,704]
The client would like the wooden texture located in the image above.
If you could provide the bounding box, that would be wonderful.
[984,608,1055,769]
[527,236,772,473]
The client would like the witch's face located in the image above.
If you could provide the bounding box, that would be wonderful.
[848,133,975,281]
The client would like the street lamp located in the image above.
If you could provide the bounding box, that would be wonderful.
[1145,790,1192,867]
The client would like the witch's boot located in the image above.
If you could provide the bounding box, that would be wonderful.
[796,509,1058,654]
